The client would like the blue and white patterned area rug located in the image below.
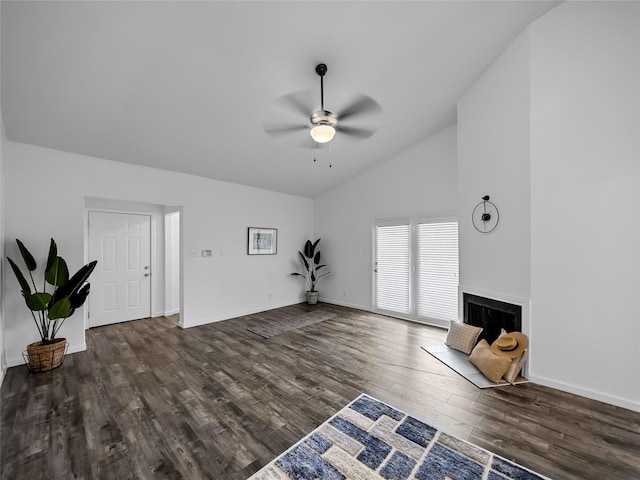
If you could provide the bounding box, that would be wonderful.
[250,394,550,480]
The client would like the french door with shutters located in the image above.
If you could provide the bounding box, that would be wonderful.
[374,219,412,316]
[374,217,459,327]
[88,211,152,327]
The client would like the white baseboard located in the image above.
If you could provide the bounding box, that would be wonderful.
[319,297,369,311]
[6,341,87,368]
[320,299,448,331]
[164,309,180,317]
[0,364,6,387]
[180,299,302,329]
[529,373,640,413]
[7,354,23,368]
[181,298,371,328]
[181,298,389,329]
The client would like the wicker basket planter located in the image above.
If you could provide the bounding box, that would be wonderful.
[24,338,68,373]
[8,238,97,375]
[305,291,319,305]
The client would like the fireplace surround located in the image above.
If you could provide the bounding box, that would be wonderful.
[463,293,522,345]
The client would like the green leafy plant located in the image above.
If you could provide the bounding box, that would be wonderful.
[291,238,329,292]
[7,239,97,344]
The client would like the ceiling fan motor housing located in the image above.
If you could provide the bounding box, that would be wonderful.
[315,63,327,77]
[310,110,337,127]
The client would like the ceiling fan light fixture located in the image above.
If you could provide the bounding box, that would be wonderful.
[263,63,380,145]
[310,124,336,143]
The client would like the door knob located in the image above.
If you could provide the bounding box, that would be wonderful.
[144,266,150,270]
[144,273,150,277]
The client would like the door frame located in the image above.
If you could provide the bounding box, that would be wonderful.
[84,207,158,329]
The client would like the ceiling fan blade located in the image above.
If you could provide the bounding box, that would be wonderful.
[337,94,382,122]
[336,125,377,139]
[274,90,315,117]
[263,123,308,137]
[298,136,318,149]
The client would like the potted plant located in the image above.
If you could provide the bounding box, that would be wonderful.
[291,238,329,304]
[7,238,97,372]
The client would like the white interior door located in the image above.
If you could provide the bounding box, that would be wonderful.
[88,211,152,327]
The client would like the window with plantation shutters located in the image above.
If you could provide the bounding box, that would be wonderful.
[417,220,458,325]
[373,217,458,327]
[374,222,411,315]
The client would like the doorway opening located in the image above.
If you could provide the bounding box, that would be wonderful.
[164,210,181,323]
[84,198,182,328]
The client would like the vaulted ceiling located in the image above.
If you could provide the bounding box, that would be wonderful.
[1,1,558,197]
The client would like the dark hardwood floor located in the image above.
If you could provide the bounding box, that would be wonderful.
[1,303,639,479]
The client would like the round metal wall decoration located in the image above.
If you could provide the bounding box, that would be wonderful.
[472,195,499,233]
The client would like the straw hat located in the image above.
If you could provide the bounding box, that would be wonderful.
[490,332,527,358]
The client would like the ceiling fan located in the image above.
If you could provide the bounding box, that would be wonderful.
[263,63,382,145]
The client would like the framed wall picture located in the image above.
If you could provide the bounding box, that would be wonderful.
[247,227,278,255]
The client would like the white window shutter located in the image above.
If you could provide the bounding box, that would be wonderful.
[375,223,411,314]
[417,221,459,323]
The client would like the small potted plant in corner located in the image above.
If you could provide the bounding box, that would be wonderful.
[291,238,329,304]
[7,238,97,372]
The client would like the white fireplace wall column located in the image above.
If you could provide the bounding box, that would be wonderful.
[458,2,640,411]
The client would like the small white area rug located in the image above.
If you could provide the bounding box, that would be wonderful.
[421,344,529,389]
[248,310,337,339]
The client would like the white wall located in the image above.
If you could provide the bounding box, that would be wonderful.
[457,31,531,303]
[528,1,640,411]
[0,3,6,384]
[3,141,314,367]
[315,125,457,310]
[0,118,6,384]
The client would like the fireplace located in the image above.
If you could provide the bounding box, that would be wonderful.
[463,293,522,344]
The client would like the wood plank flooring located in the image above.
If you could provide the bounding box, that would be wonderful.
[2,303,639,479]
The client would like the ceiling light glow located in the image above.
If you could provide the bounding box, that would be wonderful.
[310,124,336,143]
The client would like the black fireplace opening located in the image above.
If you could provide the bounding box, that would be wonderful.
[463,293,522,345]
